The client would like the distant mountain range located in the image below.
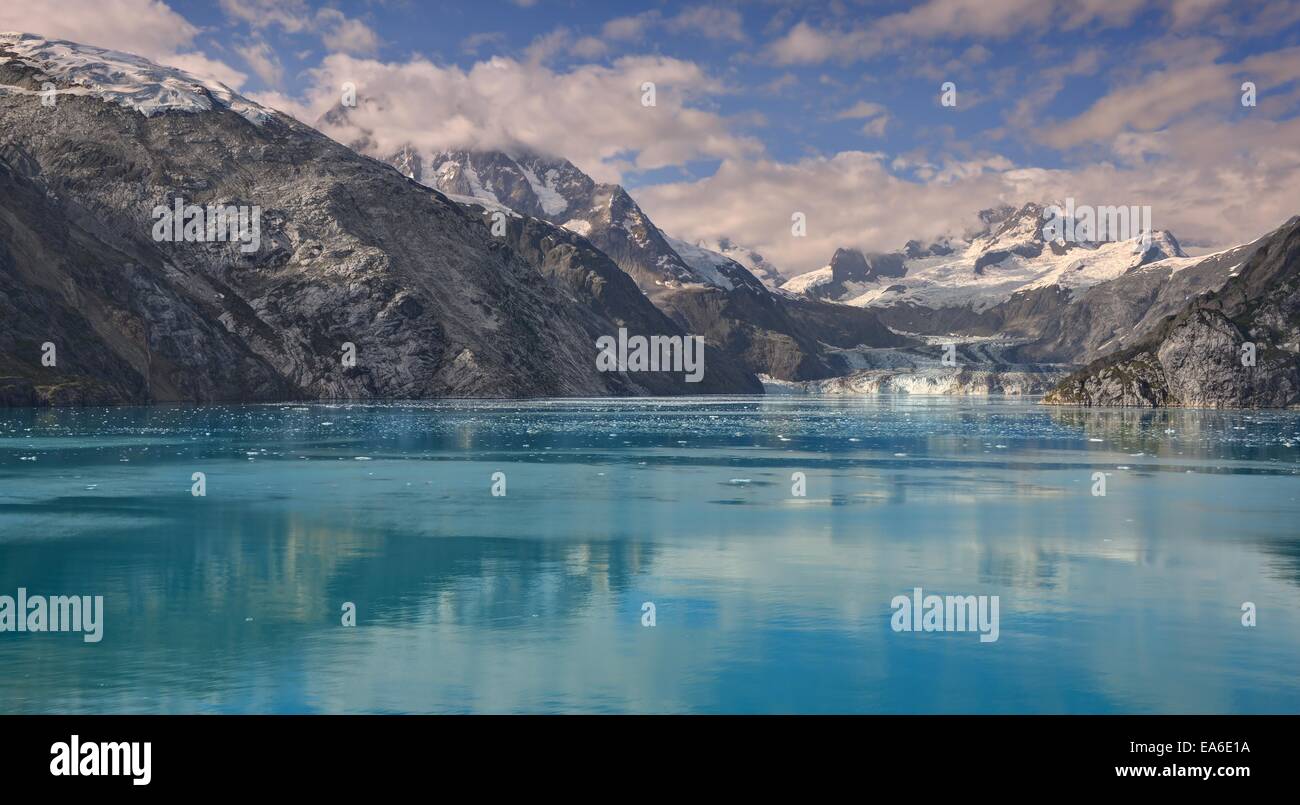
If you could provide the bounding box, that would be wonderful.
[778,201,1285,368]
[1,33,1295,408]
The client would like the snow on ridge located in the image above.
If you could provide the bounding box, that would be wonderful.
[519,164,569,216]
[0,32,273,125]
[781,224,1201,312]
[444,192,520,218]
[703,239,784,288]
[459,160,500,206]
[781,265,833,293]
[663,234,736,290]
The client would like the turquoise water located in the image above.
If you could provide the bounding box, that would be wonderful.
[1,396,1299,714]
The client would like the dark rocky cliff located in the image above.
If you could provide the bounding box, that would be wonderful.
[1045,217,1300,408]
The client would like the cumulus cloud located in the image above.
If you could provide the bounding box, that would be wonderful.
[235,39,284,86]
[292,53,760,182]
[317,8,380,55]
[637,108,1300,276]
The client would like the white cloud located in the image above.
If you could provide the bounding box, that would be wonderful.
[762,73,798,94]
[218,0,313,33]
[235,39,284,86]
[665,6,746,42]
[317,8,380,55]
[295,53,760,183]
[1042,46,1300,148]
[219,0,380,56]
[833,101,890,137]
[767,21,870,66]
[461,31,506,55]
[637,109,1300,276]
[835,101,887,120]
[162,51,249,89]
[766,0,1162,65]
[860,116,889,137]
[602,6,746,45]
[638,152,1014,274]
[602,13,659,42]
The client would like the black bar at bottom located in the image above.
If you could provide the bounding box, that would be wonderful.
[0,715,1282,790]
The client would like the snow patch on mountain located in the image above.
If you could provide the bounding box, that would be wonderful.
[692,237,785,288]
[782,201,1193,312]
[0,32,272,125]
[781,265,833,293]
[663,236,737,290]
[520,165,569,216]
[562,219,592,236]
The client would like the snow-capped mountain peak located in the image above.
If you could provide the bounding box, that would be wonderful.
[782,201,1196,312]
[695,237,785,289]
[0,32,273,125]
[417,147,773,294]
[426,149,590,221]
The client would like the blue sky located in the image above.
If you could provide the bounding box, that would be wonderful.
[164,1,1300,177]
[7,0,1300,272]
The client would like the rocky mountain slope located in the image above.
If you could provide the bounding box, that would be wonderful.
[370,145,910,381]
[452,200,762,394]
[1045,216,1300,408]
[0,33,754,406]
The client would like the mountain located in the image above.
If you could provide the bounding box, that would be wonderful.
[0,33,752,406]
[374,146,909,381]
[450,199,763,394]
[777,201,1262,365]
[783,202,1187,311]
[1045,216,1300,408]
[782,247,907,300]
[427,149,717,291]
[685,237,785,289]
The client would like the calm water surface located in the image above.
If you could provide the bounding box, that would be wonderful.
[1,396,1299,713]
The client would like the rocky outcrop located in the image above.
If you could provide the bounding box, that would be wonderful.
[1042,351,1173,407]
[1044,217,1300,408]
